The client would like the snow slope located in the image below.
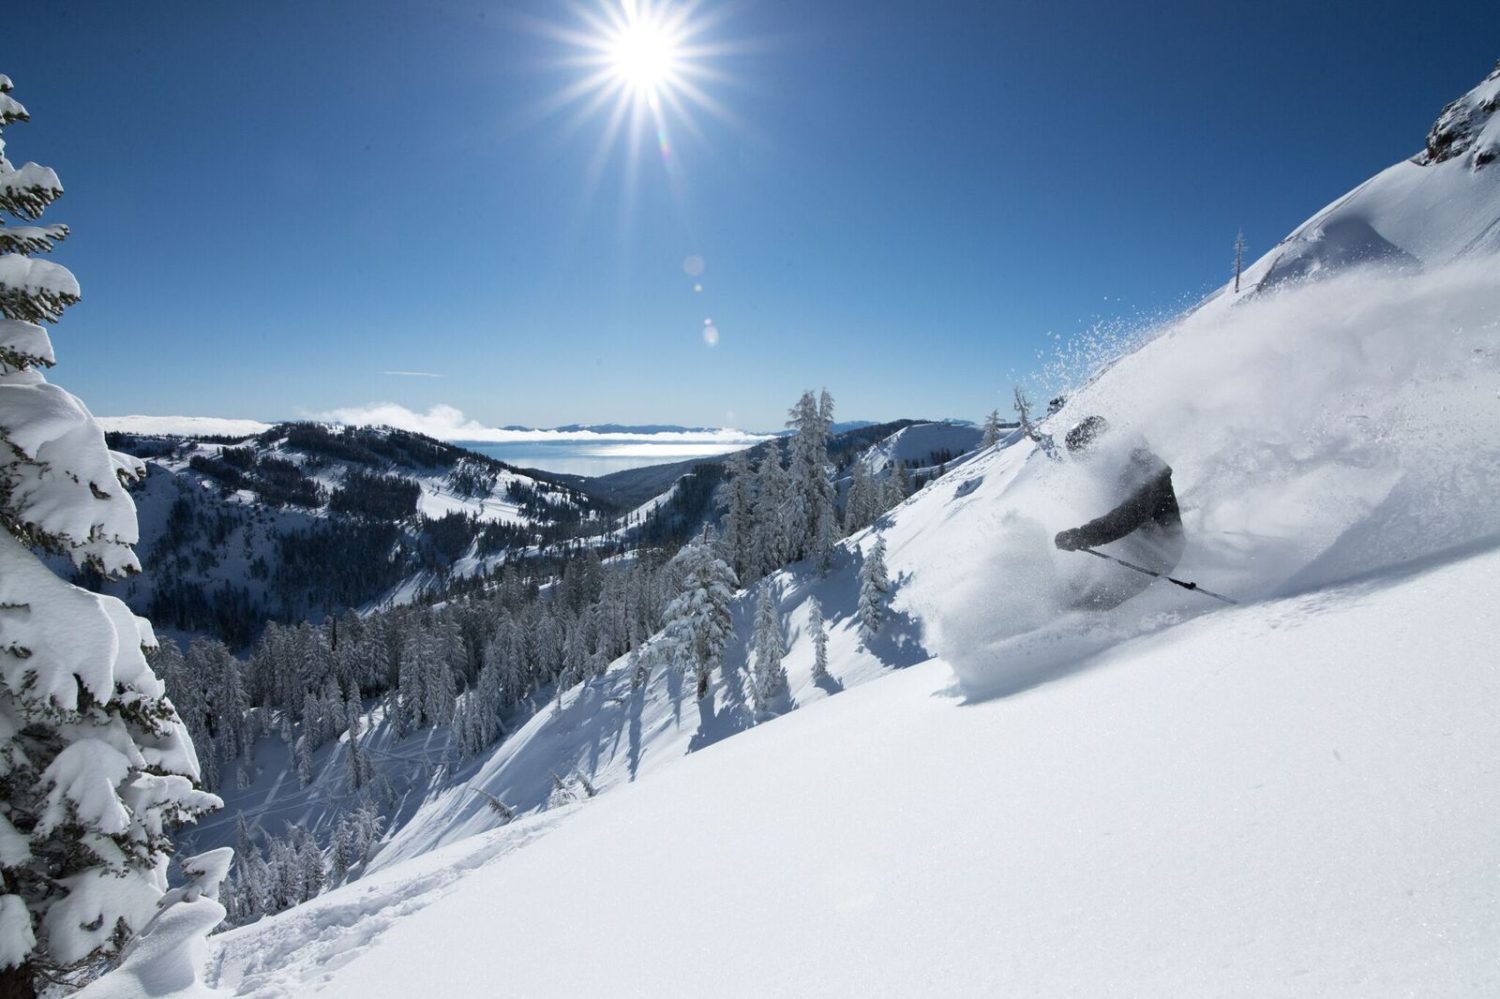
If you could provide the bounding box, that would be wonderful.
[192,240,1500,996]
[369,251,1498,863]
[210,542,1500,997]
[854,420,981,476]
[99,60,1500,998]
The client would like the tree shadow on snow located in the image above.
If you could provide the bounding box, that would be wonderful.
[688,700,753,754]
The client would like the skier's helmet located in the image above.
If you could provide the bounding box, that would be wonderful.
[1065,415,1109,453]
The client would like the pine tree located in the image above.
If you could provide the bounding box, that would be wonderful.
[844,461,877,533]
[0,75,218,996]
[881,462,907,511]
[857,535,891,643]
[750,448,791,578]
[785,388,836,561]
[629,643,655,690]
[813,503,839,576]
[295,831,325,902]
[295,731,315,787]
[661,529,739,700]
[981,409,1005,448]
[749,583,788,712]
[329,821,353,883]
[715,448,756,579]
[345,695,367,793]
[1233,228,1248,294]
[808,598,830,682]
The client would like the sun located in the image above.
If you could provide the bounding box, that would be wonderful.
[607,13,682,101]
[532,0,737,186]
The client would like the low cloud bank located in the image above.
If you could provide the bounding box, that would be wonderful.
[309,403,771,444]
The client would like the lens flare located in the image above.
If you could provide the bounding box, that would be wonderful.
[530,0,741,198]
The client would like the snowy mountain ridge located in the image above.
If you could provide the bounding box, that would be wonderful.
[101,422,602,646]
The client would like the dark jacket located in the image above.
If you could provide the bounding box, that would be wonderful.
[1062,447,1181,550]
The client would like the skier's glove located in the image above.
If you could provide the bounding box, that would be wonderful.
[1054,529,1084,551]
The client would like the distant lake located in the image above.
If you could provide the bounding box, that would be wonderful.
[457,440,754,478]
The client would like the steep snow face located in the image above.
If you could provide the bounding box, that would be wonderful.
[210,545,1500,998]
[918,257,1500,693]
[1212,62,1500,301]
[370,255,1500,867]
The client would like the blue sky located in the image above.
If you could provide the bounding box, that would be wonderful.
[7,0,1495,430]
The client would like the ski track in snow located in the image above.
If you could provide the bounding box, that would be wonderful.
[206,808,571,997]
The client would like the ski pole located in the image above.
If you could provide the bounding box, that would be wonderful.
[1078,548,1238,605]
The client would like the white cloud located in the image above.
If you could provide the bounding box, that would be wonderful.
[307,402,771,444]
[380,370,442,378]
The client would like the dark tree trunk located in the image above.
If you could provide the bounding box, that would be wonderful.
[0,961,38,999]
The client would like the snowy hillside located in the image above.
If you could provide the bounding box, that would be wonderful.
[852,420,980,476]
[74,56,1500,999]
[209,545,1500,997]
[370,246,1500,858]
[101,423,601,644]
[193,213,1500,996]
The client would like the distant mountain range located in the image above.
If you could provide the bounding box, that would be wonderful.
[99,416,918,441]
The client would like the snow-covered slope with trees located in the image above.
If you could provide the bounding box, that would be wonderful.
[72,57,1500,999]
[366,249,1499,871]
[182,58,1500,989]
[100,423,602,645]
[210,544,1500,997]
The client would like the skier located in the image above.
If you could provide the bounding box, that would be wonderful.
[1052,416,1185,609]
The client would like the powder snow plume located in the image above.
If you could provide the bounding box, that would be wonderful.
[911,258,1500,696]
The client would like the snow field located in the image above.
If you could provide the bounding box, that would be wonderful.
[213,543,1500,997]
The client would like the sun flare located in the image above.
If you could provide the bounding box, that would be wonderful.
[534,0,738,189]
[607,15,682,101]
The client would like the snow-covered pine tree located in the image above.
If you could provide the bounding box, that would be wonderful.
[626,644,645,689]
[857,535,891,643]
[881,462,907,511]
[813,503,839,576]
[808,598,830,681]
[785,389,836,561]
[715,447,756,579]
[0,74,219,997]
[328,821,354,884]
[294,730,315,787]
[844,460,877,533]
[295,830,325,901]
[749,582,788,712]
[750,448,792,579]
[661,528,738,700]
[981,409,1005,448]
